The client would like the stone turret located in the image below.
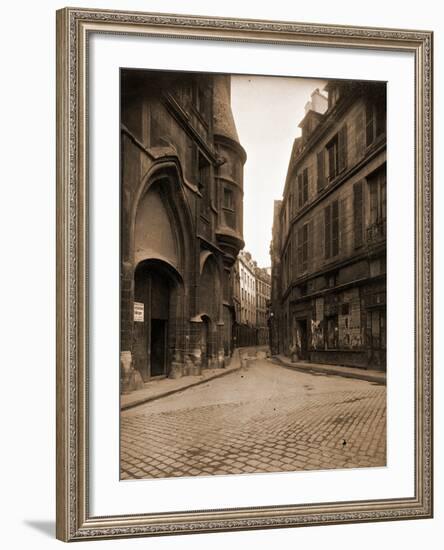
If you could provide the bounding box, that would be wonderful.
[213,75,247,268]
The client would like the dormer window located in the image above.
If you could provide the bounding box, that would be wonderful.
[328,86,340,109]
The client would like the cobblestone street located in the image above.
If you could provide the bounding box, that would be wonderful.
[120,358,386,480]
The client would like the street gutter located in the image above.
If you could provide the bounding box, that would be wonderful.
[270,355,386,385]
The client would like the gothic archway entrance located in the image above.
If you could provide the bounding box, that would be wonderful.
[133,260,182,380]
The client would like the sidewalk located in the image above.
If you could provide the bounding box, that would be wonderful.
[121,348,245,411]
[271,354,386,384]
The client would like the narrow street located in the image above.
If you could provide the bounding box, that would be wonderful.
[120,358,386,479]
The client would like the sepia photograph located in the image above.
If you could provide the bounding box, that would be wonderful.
[119,69,387,480]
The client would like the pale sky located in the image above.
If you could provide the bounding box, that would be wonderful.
[231,75,327,267]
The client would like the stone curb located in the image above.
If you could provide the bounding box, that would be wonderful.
[270,356,386,385]
[121,364,242,411]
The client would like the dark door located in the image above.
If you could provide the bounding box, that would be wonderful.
[150,319,167,376]
[134,264,171,379]
[298,319,308,360]
[368,309,386,369]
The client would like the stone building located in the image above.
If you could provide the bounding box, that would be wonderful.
[271,81,386,369]
[255,266,271,345]
[232,250,257,346]
[269,200,283,355]
[232,250,271,347]
[120,69,246,391]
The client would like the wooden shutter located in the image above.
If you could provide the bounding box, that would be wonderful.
[324,205,331,259]
[317,150,325,192]
[354,110,365,160]
[298,173,303,207]
[338,124,348,173]
[332,200,339,257]
[328,143,336,180]
[297,227,302,273]
[303,168,309,204]
[353,181,364,248]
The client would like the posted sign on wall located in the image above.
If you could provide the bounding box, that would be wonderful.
[134,302,144,322]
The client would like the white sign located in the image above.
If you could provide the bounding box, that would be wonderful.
[133,302,144,322]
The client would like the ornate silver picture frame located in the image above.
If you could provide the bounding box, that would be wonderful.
[56,7,433,541]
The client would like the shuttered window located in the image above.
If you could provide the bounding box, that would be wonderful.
[327,138,338,180]
[366,96,386,147]
[332,200,339,257]
[298,173,303,207]
[324,199,339,259]
[303,168,309,204]
[317,150,325,192]
[338,124,348,173]
[324,205,331,259]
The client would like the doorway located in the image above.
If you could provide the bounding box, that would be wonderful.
[367,308,386,369]
[134,261,174,379]
[150,319,167,376]
[296,319,309,360]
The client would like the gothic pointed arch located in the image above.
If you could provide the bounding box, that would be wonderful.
[130,159,195,281]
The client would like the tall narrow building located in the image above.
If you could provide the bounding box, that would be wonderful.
[271,81,386,369]
[120,70,246,391]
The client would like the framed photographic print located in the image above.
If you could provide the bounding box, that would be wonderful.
[56,7,433,542]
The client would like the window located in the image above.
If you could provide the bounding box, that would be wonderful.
[197,151,211,213]
[317,150,325,192]
[367,166,387,225]
[326,125,347,181]
[366,100,386,147]
[223,187,234,210]
[338,125,348,173]
[192,80,209,118]
[327,136,338,181]
[353,181,364,248]
[324,200,339,259]
[328,86,340,109]
[297,168,309,207]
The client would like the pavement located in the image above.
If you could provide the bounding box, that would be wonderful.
[120,356,386,480]
[271,354,386,384]
[120,346,266,411]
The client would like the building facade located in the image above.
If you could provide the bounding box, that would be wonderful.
[270,81,386,369]
[269,200,283,355]
[255,266,271,345]
[120,70,246,391]
[232,250,257,347]
[232,250,271,347]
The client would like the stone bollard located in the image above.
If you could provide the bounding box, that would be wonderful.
[120,351,144,393]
